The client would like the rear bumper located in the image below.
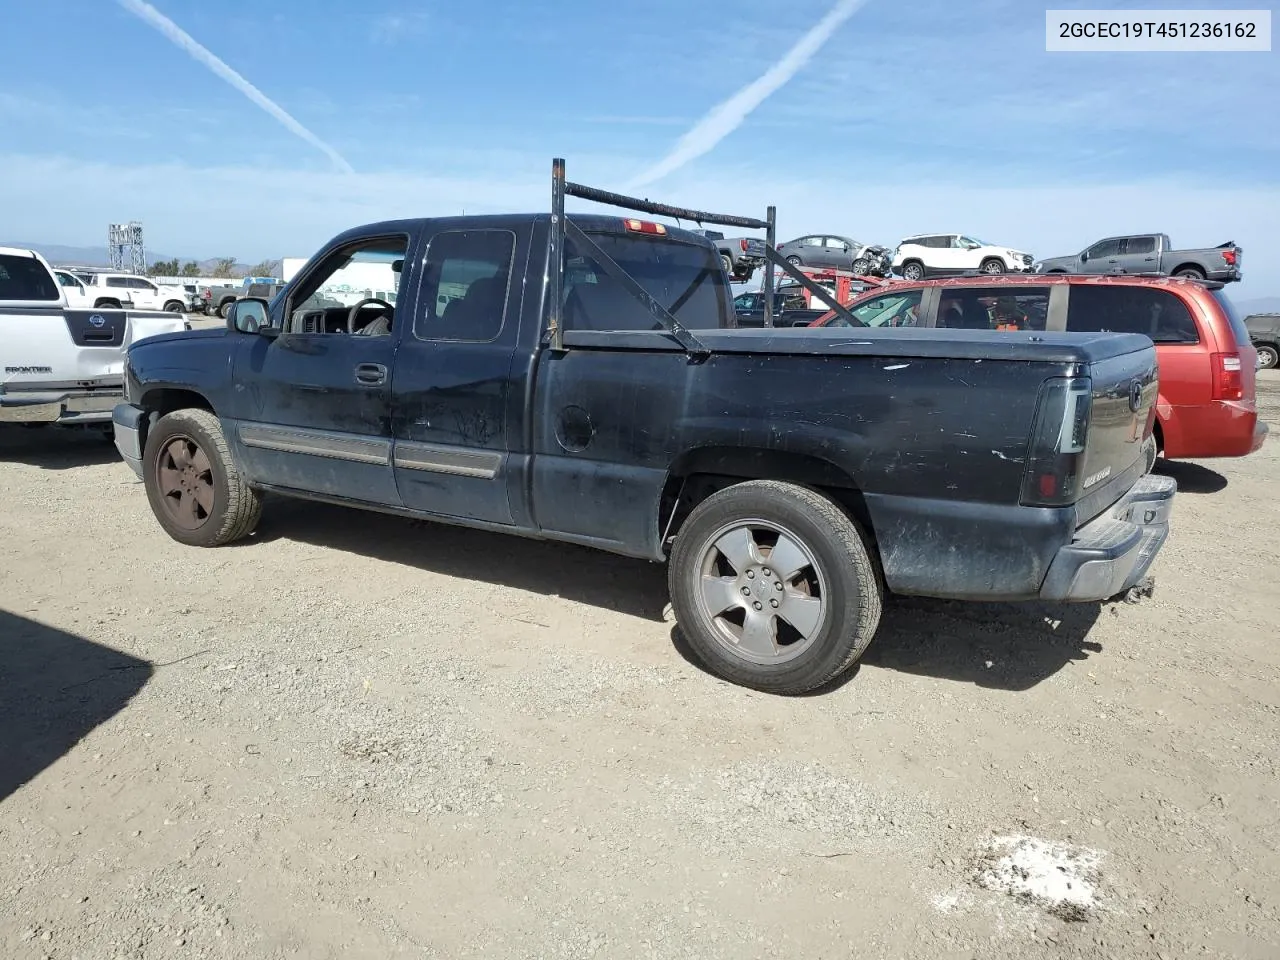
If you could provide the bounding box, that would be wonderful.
[112,402,147,479]
[0,386,121,424]
[1039,473,1177,602]
[1161,401,1266,459]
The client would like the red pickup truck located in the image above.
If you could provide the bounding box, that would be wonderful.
[810,273,1267,461]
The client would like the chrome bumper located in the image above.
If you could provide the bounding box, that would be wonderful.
[1039,473,1177,602]
[112,403,147,479]
[0,389,121,424]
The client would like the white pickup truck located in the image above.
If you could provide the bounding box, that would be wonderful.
[0,246,187,431]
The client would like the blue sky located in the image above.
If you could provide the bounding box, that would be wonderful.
[2,0,1277,296]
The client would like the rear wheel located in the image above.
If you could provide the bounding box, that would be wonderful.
[668,480,883,695]
[785,255,802,267]
[142,408,262,547]
[720,254,733,275]
[94,299,121,309]
[1257,343,1279,369]
[1174,266,1205,280]
[218,299,236,319]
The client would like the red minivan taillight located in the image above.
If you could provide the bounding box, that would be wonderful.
[1210,352,1243,401]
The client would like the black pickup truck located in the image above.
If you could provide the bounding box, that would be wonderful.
[112,160,1175,695]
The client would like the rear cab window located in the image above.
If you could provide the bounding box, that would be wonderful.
[562,231,731,332]
[0,253,60,301]
[1065,285,1199,343]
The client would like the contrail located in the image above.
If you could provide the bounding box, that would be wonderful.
[627,0,869,189]
[116,0,355,174]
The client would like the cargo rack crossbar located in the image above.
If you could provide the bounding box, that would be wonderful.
[548,157,863,354]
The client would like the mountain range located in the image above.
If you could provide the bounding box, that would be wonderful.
[1,241,275,278]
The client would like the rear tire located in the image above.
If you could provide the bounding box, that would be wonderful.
[1257,343,1279,369]
[785,255,802,267]
[668,480,883,695]
[218,299,236,319]
[720,254,733,275]
[94,299,121,309]
[1174,266,1205,280]
[142,408,262,547]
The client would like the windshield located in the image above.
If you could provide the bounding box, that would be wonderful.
[0,253,60,301]
[563,233,731,331]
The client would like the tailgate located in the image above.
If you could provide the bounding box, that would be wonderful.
[1075,345,1159,523]
[1,308,185,387]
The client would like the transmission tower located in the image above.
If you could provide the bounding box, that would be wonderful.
[108,221,147,275]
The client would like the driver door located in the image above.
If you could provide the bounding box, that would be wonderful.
[227,231,416,506]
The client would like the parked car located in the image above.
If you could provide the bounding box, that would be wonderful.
[776,234,876,272]
[111,159,1174,696]
[1035,234,1242,283]
[202,278,286,318]
[732,290,832,328]
[52,268,93,308]
[77,272,189,313]
[0,246,186,431]
[808,273,1267,461]
[890,234,1035,280]
[689,229,766,282]
[1246,313,1280,369]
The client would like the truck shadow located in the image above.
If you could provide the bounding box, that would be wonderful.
[0,425,121,470]
[0,610,153,804]
[1153,459,1228,495]
[262,499,1105,691]
[255,497,672,622]
[671,597,1102,694]
[858,597,1103,691]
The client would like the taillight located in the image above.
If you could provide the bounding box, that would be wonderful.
[740,238,748,252]
[622,219,667,235]
[1222,249,1237,265]
[1211,352,1243,401]
[1020,377,1092,507]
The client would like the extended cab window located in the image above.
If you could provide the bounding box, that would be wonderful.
[562,231,730,332]
[0,254,59,301]
[415,230,514,342]
[938,286,1049,331]
[288,235,408,335]
[1066,285,1199,343]
[1123,236,1156,255]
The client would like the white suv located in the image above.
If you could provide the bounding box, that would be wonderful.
[80,272,189,313]
[891,234,1034,281]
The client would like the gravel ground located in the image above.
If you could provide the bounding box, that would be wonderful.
[1,373,1278,960]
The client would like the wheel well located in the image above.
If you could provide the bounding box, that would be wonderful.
[141,388,214,419]
[658,447,875,552]
[1170,263,1205,276]
[1152,418,1164,454]
[94,298,120,307]
[979,256,1005,266]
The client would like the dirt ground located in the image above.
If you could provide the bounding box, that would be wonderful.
[2,374,1277,960]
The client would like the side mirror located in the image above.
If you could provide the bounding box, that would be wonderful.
[226,297,272,335]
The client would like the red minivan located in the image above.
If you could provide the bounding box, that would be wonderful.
[808,274,1267,461]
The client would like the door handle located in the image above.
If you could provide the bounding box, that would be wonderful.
[355,362,387,385]
[1144,257,1156,262]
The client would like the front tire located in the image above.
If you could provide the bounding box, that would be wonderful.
[668,480,883,695]
[851,257,870,275]
[142,408,262,547]
[980,257,1006,275]
[901,260,925,281]
[164,300,185,313]
[1257,343,1279,370]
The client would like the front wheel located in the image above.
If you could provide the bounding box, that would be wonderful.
[851,257,870,275]
[980,257,1006,275]
[164,300,185,313]
[1257,343,1279,369]
[668,480,883,695]
[901,261,925,281]
[142,408,262,547]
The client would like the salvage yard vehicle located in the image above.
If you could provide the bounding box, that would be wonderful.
[0,246,186,430]
[112,159,1175,696]
[1245,313,1279,370]
[891,234,1035,280]
[79,271,190,313]
[1035,234,1243,283]
[689,228,766,281]
[808,273,1267,462]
